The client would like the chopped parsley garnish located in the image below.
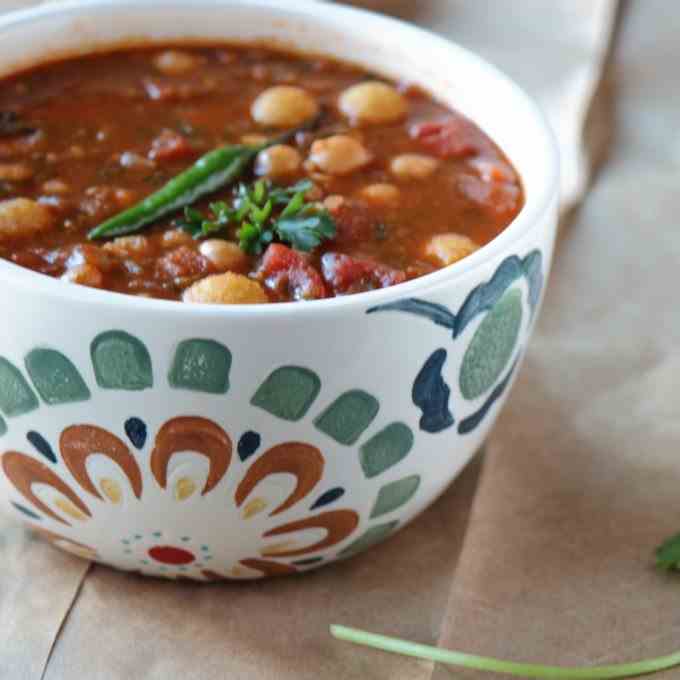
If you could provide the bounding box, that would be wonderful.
[176,179,336,255]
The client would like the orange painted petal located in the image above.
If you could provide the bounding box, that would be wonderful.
[234,442,324,516]
[2,452,90,525]
[262,509,359,557]
[60,425,142,499]
[151,417,231,495]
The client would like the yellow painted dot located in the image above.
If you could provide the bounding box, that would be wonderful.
[242,497,268,519]
[99,478,122,504]
[174,476,197,501]
[261,540,297,557]
[230,565,246,578]
[55,497,87,521]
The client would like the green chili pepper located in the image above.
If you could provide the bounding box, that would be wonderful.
[87,121,315,240]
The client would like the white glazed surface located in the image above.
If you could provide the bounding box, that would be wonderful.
[0,0,558,580]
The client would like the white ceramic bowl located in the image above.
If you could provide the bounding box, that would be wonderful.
[0,0,558,580]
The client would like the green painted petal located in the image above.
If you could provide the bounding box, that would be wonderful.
[25,349,91,405]
[359,422,414,479]
[370,475,421,518]
[459,288,523,400]
[0,357,38,417]
[0,415,6,436]
[251,366,321,421]
[314,390,379,445]
[169,339,231,394]
[339,520,399,557]
[90,331,153,391]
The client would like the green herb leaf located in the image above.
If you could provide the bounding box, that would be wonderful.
[250,199,273,225]
[176,206,205,238]
[237,221,263,255]
[276,210,336,252]
[172,178,334,254]
[280,190,306,219]
[269,179,313,205]
[656,532,680,571]
[331,625,680,679]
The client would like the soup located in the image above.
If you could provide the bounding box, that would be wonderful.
[0,45,523,303]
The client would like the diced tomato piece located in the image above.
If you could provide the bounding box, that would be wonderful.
[321,252,406,295]
[327,199,376,246]
[458,174,521,219]
[66,244,117,273]
[148,129,195,162]
[468,157,516,183]
[410,114,491,159]
[256,244,327,301]
[10,248,62,275]
[156,246,212,280]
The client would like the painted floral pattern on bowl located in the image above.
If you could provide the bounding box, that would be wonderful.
[0,249,543,579]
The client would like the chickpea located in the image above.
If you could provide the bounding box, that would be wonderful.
[241,133,268,146]
[199,239,248,272]
[42,179,70,194]
[161,228,193,249]
[323,195,346,212]
[308,135,372,176]
[390,153,439,181]
[0,198,54,242]
[0,163,33,182]
[425,233,479,266]
[251,86,319,128]
[153,50,204,76]
[66,244,116,273]
[339,81,407,125]
[255,144,302,179]
[103,235,151,258]
[61,264,103,288]
[359,183,400,207]
[304,166,333,187]
[183,273,268,305]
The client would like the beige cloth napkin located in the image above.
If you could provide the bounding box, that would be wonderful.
[434,2,680,678]
[0,1,623,678]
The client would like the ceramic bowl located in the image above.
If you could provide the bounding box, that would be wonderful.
[0,0,558,580]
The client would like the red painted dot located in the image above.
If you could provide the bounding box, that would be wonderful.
[148,545,195,565]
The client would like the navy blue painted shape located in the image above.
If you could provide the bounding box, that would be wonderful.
[367,298,456,330]
[310,487,345,510]
[457,359,519,435]
[26,431,56,463]
[366,250,542,437]
[412,348,454,433]
[124,417,147,449]
[238,430,261,461]
[522,250,544,313]
[12,501,41,520]
[455,256,524,336]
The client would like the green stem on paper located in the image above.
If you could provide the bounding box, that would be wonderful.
[330,625,680,679]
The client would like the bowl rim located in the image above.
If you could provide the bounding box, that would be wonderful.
[0,0,560,319]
